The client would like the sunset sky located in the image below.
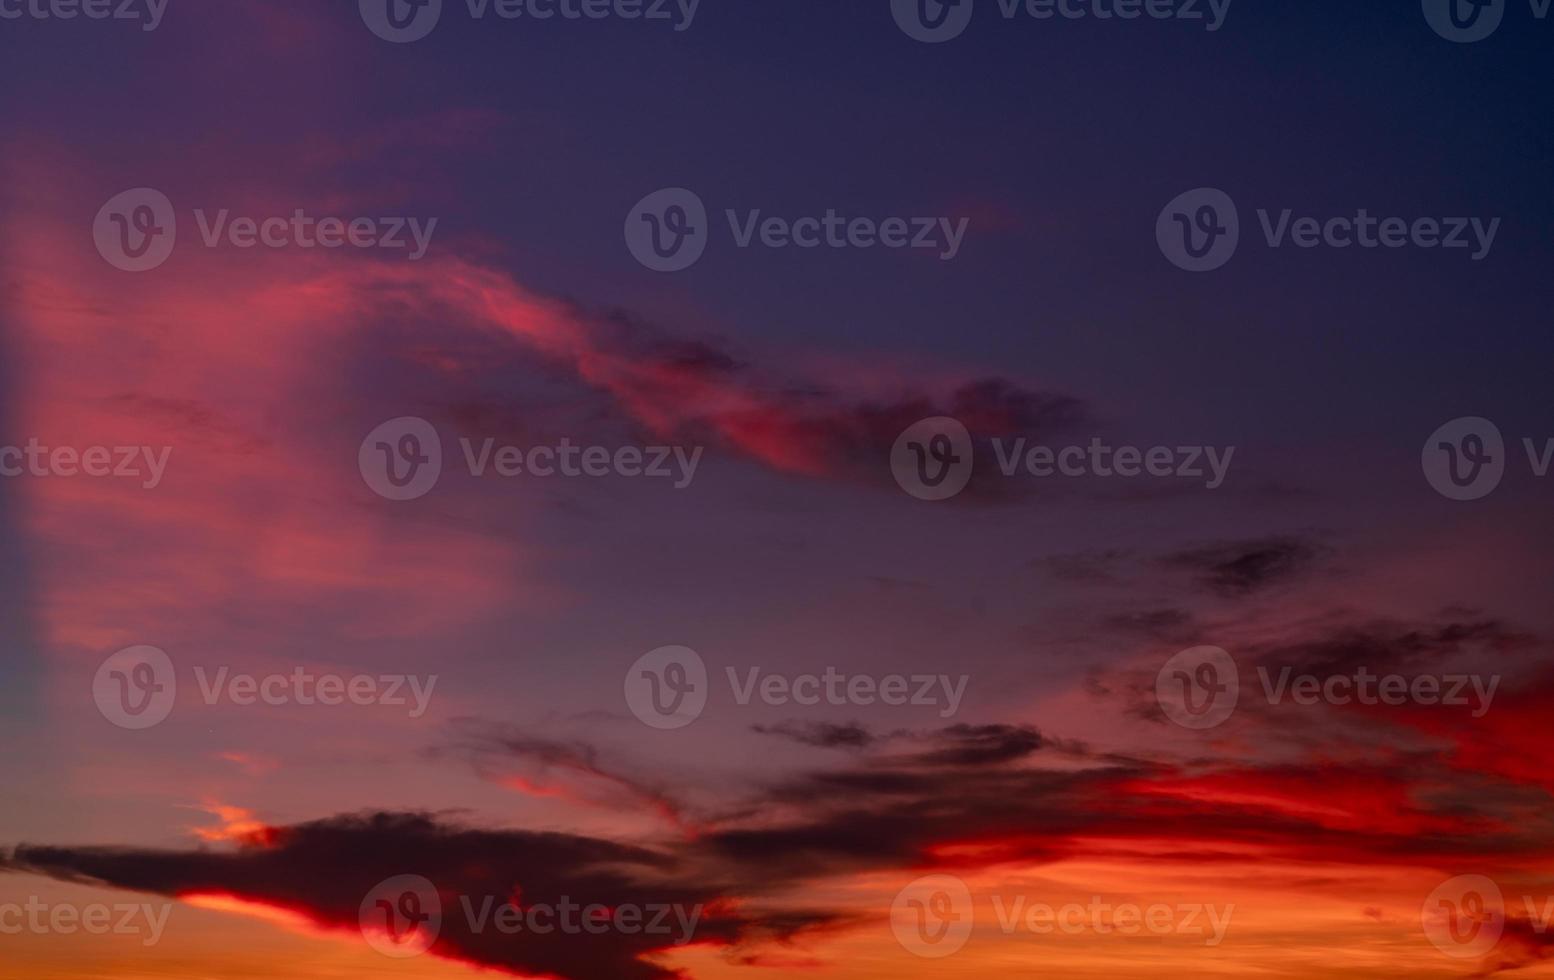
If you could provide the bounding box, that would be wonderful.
[3,2,1554,978]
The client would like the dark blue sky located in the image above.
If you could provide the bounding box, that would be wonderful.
[5,1,1551,452]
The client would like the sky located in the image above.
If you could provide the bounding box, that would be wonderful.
[2,0,1554,977]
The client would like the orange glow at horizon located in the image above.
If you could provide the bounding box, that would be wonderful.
[181,892,324,936]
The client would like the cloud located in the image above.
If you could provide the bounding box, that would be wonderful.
[752,721,880,750]
[1249,614,1533,679]
[1475,910,1554,976]
[437,723,690,831]
[1,811,836,980]
[1160,535,1331,597]
[10,710,1554,977]
[297,258,1087,491]
[902,724,1043,767]
[1097,606,1538,737]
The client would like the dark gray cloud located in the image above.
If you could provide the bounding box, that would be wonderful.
[1160,535,1331,597]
